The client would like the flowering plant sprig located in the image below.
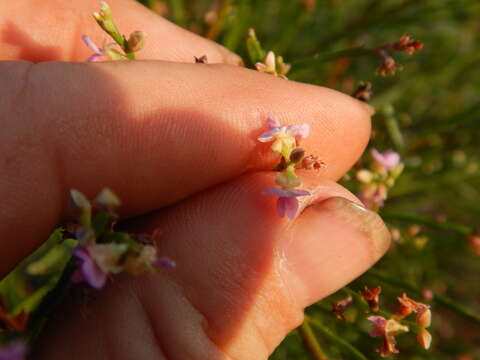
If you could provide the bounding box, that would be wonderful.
[332,286,433,357]
[69,188,175,289]
[258,116,325,219]
[247,29,291,79]
[356,148,404,211]
[82,1,147,62]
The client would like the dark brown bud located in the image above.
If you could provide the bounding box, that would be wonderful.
[361,286,381,312]
[194,55,208,64]
[331,296,353,320]
[353,81,373,102]
[391,34,424,55]
[290,148,305,163]
[377,50,403,76]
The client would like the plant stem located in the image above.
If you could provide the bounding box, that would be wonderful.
[380,212,472,235]
[206,0,234,40]
[298,319,328,360]
[307,316,369,360]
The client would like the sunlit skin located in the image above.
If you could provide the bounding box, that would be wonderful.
[0,1,390,359]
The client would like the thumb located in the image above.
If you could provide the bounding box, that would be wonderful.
[34,172,390,360]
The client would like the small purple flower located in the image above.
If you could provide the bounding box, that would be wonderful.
[371,148,400,172]
[264,187,310,219]
[0,341,27,360]
[156,256,176,270]
[72,247,107,289]
[82,35,105,62]
[257,116,310,143]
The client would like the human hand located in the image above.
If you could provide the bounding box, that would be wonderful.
[0,1,390,358]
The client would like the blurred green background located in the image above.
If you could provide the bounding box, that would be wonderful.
[136,0,480,359]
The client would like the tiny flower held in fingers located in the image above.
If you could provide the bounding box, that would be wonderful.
[257,116,309,160]
[82,35,105,62]
[72,247,108,289]
[263,187,310,220]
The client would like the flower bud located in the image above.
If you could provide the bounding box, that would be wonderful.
[417,328,432,349]
[70,189,92,227]
[95,187,121,209]
[416,308,432,328]
[127,31,147,52]
[362,286,381,312]
[290,148,305,163]
[356,169,374,184]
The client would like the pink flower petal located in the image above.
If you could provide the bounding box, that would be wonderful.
[263,187,310,198]
[82,34,101,54]
[73,247,107,289]
[257,127,283,142]
[86,53,105,62]
[266,115,281,129]
[371,148,400,171]
[283,196,299,219]
[286,124,310,139]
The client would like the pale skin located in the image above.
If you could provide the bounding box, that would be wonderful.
[0,0,391,359]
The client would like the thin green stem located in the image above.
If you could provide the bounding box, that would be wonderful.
[380,212,472,235]
[306,316,369,360]
[298,319,328,360]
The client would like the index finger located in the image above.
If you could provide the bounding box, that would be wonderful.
[0,60,372,276]
[0,0,242,64]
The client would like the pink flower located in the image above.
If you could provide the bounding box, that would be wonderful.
[0,341,27,360]
[263,187,310,219]
[368,316,409,357]
[72,247,107,289]
[82,35,105,62]
[257,116,310,142]
[371,148,401,172]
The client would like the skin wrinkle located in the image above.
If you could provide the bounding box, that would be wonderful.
[134,289,170,360]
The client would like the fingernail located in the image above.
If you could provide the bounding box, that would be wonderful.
[279,197,391,306]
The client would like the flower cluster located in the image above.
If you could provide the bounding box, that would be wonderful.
[376,34,424,76]
[368,315,409,357]
[255,50,291,79]
[258,116,325,219]
[258,117,311,219]
[390,224,429,250]
[247,29,291,79]
[367,293,432,357]
[69,188,175,289]
[356,148,404,211]
[82,1,147,62]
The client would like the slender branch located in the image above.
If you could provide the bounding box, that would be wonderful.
[298,319,328,360]
[381,212,472,235]
[306,317,369,360]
